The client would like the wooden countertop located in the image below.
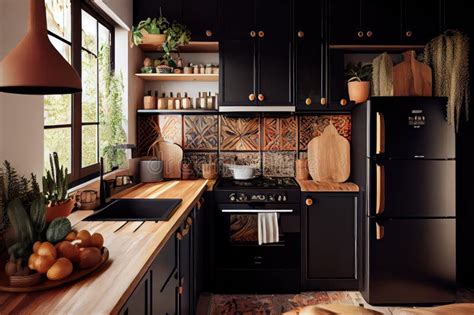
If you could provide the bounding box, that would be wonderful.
[0,179,210,315]
[297,180,359,192]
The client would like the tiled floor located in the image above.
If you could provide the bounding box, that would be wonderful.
[197,288,474,315]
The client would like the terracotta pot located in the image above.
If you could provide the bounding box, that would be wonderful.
[139,29,166,46]
[348,81,370,104]
[45,199,75,223]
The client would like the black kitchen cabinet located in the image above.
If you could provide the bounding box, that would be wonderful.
[219,40,256,106]
[133,0,182,26]
[219,0,293,107]
[182,0,219,41]
[360,0,401,44]
[328,0,362,44]
[401,0,442,44]
[302,193,360,290]
[120,271,151,315]
[294,0,325,110]
[178,213,194,315]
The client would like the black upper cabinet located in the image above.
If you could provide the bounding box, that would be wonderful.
[133,0,182,25]
[328,0,362,44]
[220,40,256,106]
[258,40,292,106]
[182,0,219,41]
[256,0,292,40]
[220,0,256,40]
[401,0,442,44]
[295,0,325,110]
[361,0,401,44]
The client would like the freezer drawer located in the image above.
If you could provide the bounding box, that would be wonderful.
[363,218,456,305]
[368,97,455,159]
[368,159,455,218]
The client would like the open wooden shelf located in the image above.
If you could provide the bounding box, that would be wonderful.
[139,41,219,53]
[135,73,219,82]
[329,44,425,51]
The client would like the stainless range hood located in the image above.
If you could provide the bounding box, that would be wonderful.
[219,105,296,112]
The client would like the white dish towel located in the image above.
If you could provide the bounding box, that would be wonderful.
[258,213,279,245]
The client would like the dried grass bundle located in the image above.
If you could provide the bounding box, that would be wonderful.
[372,52,394,96]
[424,30,470,128]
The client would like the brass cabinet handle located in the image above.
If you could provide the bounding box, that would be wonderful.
[305,97,312,105]
[176,231,183,240]
[186,217,193,225]
[320,97,327,105]
[249,93,255,101]
[297,31,305,38]
[305,198,313,206]
[405,30,413,37]
[366,31,373,38]
[376,165,385,215]
[357,31,364,38]
[205,30,213,37]
[250,30,256,38]
[376,223,384,240]
[258,94,265,101]
[376,112,385,154]
[340,98,347,106]
[178,286,184,295]
[258,30,265,38]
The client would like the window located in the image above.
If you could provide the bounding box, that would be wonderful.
[44,0,121,185]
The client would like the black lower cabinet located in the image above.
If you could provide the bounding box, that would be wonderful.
[178,214,193,315]
[302,193,360,290]
[120,271,152,315]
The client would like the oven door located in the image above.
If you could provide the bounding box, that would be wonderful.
[216,203,300,269]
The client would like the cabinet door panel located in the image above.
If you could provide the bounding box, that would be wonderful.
[182,0,218,41]
[120,272,151,315]
[220,0,255,39]
[295,0,324,110]
[328,0,362,44]
[361,0,401,44]
[256,0,292,40]
[220,40,256,106]
[402,0,441,44]
[258,40,292,106]
[307,196,356,279]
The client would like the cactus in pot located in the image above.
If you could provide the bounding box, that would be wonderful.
[43,152,74,222]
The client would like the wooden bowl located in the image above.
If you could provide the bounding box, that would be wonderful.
[9,272,44,287]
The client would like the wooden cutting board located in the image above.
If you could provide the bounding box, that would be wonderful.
[307,124,350,183]
[393,50,432,96]
[158,141,183,179]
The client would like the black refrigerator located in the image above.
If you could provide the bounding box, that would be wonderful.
[352,97,456,305]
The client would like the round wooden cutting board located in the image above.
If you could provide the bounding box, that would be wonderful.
[307,123,350,183]
[0,247,109,293]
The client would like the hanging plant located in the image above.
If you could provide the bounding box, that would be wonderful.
[161,21,192,62]
[130,16,170,47]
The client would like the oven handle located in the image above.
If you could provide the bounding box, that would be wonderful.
[221,209,294,213]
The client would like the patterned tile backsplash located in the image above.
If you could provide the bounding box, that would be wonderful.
[137,114,351,177]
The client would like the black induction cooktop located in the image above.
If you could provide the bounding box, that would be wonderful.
[84,198,182,221]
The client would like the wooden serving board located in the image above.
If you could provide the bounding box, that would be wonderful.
[393,50,432,96]
[158,141,183,179]
[0,247,109,293]
[307,124,350,183]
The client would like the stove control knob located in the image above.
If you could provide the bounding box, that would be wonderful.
[282,195,287,202]
[229,193,236,202]
[237,193,248,202]
[268,194,275,202]
[277,195,282,202]
[257,194,266,201]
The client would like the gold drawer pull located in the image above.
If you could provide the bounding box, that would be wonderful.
[405,30,413,37]
[340,98,347,106]
[366,31,373,38]
[306,198,313,206]
[305,98,312,105]
[249,93,255,101]
[258,94,265,101]
[297,31,305,38]
[357,31,364,38]
[258,31,265,38]
[250,30,256,38]
[320,97,327,105]
[205,30,213,37]
[376,223,384,240]
[176,232,183,240]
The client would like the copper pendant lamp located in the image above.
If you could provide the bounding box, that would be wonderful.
[0,0,82,94]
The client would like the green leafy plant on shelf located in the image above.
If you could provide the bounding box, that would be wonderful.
[161,21,191,63]
[345,62,373,82]
[130,16,170,47]
[43,152,70,206]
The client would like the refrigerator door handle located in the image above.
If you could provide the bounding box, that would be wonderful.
[376,222,385,240]
[376,164,385,215]
[376,112,385,155]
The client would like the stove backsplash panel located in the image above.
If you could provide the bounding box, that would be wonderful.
[137,114,351,177]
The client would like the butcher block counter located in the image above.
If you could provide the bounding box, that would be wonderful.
[0,179,211,315]
[296,180,359,192]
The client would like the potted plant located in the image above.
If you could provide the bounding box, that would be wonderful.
[345,62,373,104]
[43,153,74,223]
[130,16,170,48]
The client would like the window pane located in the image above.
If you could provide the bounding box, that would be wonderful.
[46,0,71,41]
[82,50,98,122]
[44,127,71,173]
[82,10,97,54]
[44,94,71,125]
[82,125,98,167]
[48,35,71,62]
[99,24,111,53]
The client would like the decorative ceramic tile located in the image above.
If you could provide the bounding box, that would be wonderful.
[183,151,218,177]
[299,115,351,150]
[184,115,218,150]
[219,152,261,177]
[220,116,260,151]
[263,152,296,177]
[158,115,182,146]
[263,116,297,151]
[137,115,160,156]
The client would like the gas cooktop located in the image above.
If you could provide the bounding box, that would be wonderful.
[215,177,299,190]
